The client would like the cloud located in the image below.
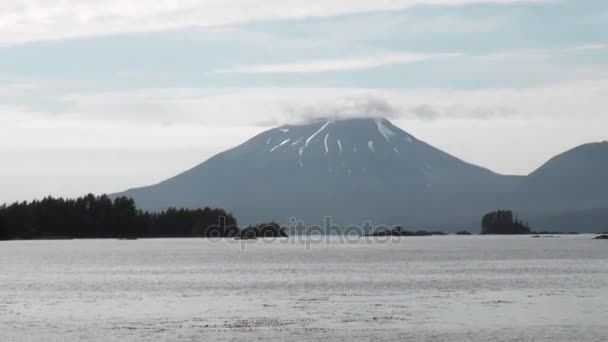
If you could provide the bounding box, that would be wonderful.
[215,52,460,74]
[285,96,401,123]
[409,104,441,121]
[408,104,518,121]
[3,78,607,130]
[0,0,550,45]
[2,77,607,202]
[567,43,608,51]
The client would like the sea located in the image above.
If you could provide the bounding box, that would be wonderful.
[1,235,607,341]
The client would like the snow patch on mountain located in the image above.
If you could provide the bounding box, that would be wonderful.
[305,121,331,148]
[299,120,331,166]
[375,119,395,142]
[270,138,291,152]
[292,137,304,146]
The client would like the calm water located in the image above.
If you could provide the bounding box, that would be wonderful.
[1,235,607,341]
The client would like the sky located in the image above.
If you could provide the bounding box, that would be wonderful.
[1,0,607,203]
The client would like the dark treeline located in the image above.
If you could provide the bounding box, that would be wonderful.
[0,194,238,240]
[481,210,531,235]
[367,226,448,237]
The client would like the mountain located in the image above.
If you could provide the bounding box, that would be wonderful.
[116,118,607,232]
[521,141,608,211]
[117,117,516,230]
[509,141,608,232]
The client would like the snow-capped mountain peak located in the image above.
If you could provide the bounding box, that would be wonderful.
[259,117,423,173]
[116,117,510,227]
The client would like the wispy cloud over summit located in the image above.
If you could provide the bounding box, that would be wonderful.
[285,96,401,124]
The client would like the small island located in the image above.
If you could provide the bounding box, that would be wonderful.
[236,222,288,240]
[481,210,531,235]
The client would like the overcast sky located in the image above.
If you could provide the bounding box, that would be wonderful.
[1,0,607,203]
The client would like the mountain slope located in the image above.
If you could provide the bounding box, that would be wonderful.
[519,141,608,212]
[117,118,515,229]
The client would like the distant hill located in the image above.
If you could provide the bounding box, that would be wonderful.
[521,141,608,211]
[114,118,607,232]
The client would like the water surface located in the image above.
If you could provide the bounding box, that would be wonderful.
[1,235,607,341]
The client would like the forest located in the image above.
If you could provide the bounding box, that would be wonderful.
[0,194,244,240]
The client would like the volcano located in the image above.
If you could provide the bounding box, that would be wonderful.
[117,117,520,229]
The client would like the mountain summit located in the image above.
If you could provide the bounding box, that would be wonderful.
[117,117,511,228]
[240,117,497,180]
